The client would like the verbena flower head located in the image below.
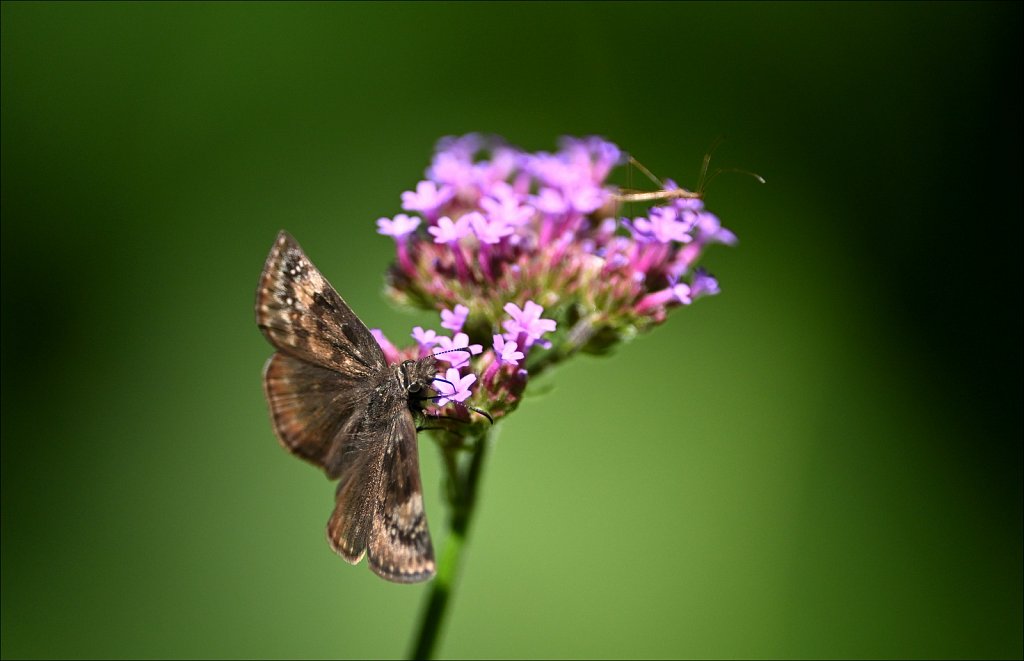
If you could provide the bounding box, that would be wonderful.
[372,134,738,427]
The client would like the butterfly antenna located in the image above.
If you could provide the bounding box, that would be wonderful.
[432,347,472,355]
[430,347,473,368]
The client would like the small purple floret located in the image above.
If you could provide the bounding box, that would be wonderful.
[631,207,693,244]
[376,214,421,239]
[467,211,514,245]
[690,268,721,299]
[493,334,525,366]
[412,326,439,348]
[434,332,484,367]
[480,195,535,228]
[434,367,476,406]
[441,304,470,332]
[502,301,557,345]
[428,215,471,244]
[402,180,455,216]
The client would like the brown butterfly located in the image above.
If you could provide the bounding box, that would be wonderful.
[255,230,439,583]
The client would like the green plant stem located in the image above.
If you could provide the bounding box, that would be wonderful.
[409,430,491,660]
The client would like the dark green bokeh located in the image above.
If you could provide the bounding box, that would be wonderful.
[2,2,1020,658]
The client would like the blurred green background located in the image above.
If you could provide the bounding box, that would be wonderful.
[2,2,1020,659]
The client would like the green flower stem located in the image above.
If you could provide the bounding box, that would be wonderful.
[409,429,492,660]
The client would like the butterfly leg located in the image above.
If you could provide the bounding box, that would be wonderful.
[413,380,493,425]
[416,408,470,432]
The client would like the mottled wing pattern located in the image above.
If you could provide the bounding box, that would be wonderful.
[256,230,386,376]
[368,411,436,582]
[326,430,384,565]
[327,408,436,583]
[263,352,370,478]
[257,230,435,583]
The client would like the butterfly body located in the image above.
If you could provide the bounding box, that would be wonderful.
[256,230,437,583]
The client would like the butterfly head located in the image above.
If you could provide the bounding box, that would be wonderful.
[398,357,439,395]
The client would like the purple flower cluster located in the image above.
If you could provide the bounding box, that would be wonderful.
[374,134,737,422]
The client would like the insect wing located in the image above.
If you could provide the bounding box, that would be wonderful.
[327,408,436,582]
[263,352,374,478]
[368,410,436,583]
[256,230,436,583]
[256,230,386,377]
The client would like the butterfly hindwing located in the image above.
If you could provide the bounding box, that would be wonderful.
[367,411,436,583]
[263,352,371,478]
[325,407,436,582]
[326,436,383,565]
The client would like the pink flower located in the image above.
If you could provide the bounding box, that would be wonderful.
[440,304,470,332]
[493,335,524,366]
[433,368,477,406]
[428,215,471,244]
[402,180,455,217]
[376,214,420,239]
[433,332,483,367]
[502,301,557,346]
[412,326,440,348]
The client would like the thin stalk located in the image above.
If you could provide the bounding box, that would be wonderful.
[409,430,492,659]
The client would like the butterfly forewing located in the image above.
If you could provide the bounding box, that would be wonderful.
[256,231,386,375]
[256,230,436,583]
